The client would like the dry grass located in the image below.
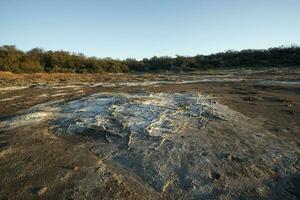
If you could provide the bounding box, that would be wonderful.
[0,71,164,87]
[0,72,112,87]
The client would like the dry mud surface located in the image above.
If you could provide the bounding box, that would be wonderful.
[0,69,300,199]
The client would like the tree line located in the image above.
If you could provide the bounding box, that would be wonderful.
[0,45,299,73]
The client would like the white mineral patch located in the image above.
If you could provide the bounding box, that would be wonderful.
[51,93,69,97]
[0,95,23,102]
[55,92,220,139]
[91,78,243,88]
[0,92,220,136]
[51,85,83,89]
[0,86,28,91]
[0,112,53,129]
[37,94,49,98]
[0,99,62,129]
[257,80,300,86]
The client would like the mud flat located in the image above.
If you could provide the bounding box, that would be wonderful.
[0,69,299,199]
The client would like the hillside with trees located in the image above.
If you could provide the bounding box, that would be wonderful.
[0,45,299,73]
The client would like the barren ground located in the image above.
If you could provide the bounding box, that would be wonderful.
[0,69,299,200]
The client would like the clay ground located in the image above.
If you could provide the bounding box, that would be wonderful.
[0,69,299,200]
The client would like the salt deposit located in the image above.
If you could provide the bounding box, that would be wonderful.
[51,93,69,97]
[0,93,220,134]
[0,86,28,91]
[0,112,52,129]
[0,95,23,102]
[91,78,243,88]
[53,93,221,140]
[257,80,300,86]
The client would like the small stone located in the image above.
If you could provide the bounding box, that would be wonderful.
[31,186,48,196]
[37,187,48,195]
[228,154,234,162]
[227,154,239,162]
[201,152,208,156]
[208,170,221,180]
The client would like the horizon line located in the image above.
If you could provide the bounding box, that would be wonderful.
[1,43,299,61]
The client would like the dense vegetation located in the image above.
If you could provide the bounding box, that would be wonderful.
[0,45,299,73]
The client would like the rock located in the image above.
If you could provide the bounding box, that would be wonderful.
[208,170,221,180]
[201,152,208,156]
[230,155,241,162]
[31,186,48,196]
[228,154,239,162]
[242,96,258,101]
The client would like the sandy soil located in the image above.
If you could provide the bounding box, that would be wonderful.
[0,69,299,199]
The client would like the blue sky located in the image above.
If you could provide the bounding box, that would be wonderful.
[0,0,299,59]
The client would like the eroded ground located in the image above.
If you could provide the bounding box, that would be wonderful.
[0,69,299,200]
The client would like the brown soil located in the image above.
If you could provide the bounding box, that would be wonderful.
[0,69,299,199]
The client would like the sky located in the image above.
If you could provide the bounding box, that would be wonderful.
[0,0,299,59]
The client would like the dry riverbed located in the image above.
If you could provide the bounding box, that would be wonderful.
[0,69,299,199]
